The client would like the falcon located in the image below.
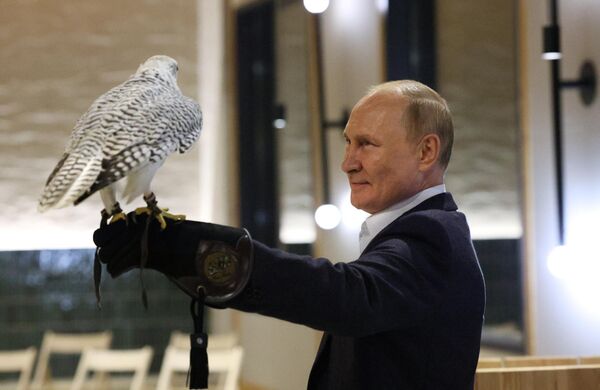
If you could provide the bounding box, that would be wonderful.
[38,55,202,228]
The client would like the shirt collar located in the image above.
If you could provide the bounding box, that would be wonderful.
[358,184,446,253]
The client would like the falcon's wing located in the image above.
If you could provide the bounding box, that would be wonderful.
[41,80,133,190]
[73,83,202,205]
[39,73,202,210]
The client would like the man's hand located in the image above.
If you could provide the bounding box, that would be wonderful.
[93,212,254,303]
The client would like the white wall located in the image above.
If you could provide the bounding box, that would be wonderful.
[523,0,600,354]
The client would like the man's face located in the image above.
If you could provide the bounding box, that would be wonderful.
[341,93,423,214]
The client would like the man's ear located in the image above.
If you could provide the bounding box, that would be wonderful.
[418,133,441,170]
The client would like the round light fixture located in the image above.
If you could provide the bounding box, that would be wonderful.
[314,204,341,230]
[303,0,329,14]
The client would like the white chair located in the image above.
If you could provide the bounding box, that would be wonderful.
[156,345,243,390]
[31,330,112,389]
[69,346,153,390]
[168,331,190,350]
[0,347,37,390]
[209,347,243,390]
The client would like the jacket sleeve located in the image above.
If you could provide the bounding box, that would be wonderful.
[225,225,450,337]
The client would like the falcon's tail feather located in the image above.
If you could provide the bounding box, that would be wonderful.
[38,155,103,212]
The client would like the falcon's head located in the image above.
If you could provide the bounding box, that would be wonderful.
[137,55,179,82]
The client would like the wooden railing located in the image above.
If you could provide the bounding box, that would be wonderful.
[475,356,600,390]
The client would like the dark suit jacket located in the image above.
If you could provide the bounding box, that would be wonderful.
[228,193,485,389]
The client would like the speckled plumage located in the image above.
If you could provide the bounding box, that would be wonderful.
[38,55,202,214]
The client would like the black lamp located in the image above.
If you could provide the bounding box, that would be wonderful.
[543,0,597,245]
[542,24,561,61]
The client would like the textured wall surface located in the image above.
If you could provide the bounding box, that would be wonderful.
[437,0,522,239]
[0,0,200,250]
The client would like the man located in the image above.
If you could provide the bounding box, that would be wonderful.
[94,80,485,389]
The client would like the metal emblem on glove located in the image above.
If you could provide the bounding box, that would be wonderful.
[204,250,239,286]
[166,230,253,304]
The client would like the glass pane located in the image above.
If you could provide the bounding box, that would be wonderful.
[274,2,316,245]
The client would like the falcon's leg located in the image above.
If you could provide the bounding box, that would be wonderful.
[135,192,185,230]
[108,202,126,223]
[99,186,126,224]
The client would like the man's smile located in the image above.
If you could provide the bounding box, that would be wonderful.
[349,181,370,190]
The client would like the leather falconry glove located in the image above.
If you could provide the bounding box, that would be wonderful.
[93,212,254,304]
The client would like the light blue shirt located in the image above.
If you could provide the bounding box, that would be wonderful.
[359,184,447,253]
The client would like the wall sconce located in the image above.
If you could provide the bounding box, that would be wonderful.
[273,103,287,129]
[542,0,597,246]
[542,24,561,61]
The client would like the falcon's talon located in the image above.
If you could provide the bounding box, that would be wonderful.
[135,207,153,216]
[156,214,167,230]
[109,212,127,224]
[162,210,186,221]
[134,206,185,229]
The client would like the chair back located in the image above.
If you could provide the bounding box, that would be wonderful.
[156,345,243,390]
[0,347,37,390]
[210,346,243,390]
[69,346,153,390]
[32,330,112,388]
[156,345,189,390]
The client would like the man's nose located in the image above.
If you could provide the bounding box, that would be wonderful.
[341,148,360,173]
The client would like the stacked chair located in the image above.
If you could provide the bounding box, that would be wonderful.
[156,331,243,390]
[69,346,153,390]
[0,329,244,389]
[0,347,37,390]
[31,330,113,389]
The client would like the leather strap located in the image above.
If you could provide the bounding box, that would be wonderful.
[187,290,208,389]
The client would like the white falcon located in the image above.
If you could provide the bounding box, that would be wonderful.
[38,55,202,227]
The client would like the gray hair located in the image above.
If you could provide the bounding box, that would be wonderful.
[368,80,454,168]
